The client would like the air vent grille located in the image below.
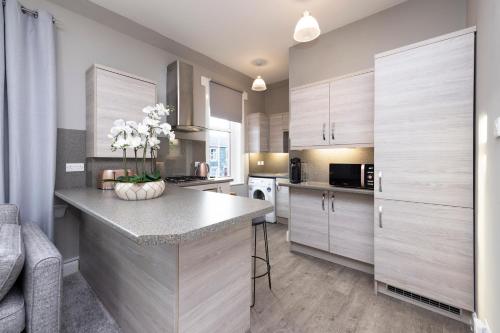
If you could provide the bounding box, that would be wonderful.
[387,285,461,316]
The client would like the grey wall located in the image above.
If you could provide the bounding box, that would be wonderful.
[264,80,289,115]
[24,0,264,130]
[473,0,500,331]
[289,0,468,88]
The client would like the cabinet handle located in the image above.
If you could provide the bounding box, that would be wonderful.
[276,184,280,192]
[322,123,326,141]
[331,193,335,212]
[378,206,383,228]
[331,122,335,140]
[322,193,325,210]
[378,171,383,192]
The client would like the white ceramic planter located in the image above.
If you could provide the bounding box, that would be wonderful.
[114,180,165,201]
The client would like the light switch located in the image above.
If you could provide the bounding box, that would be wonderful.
[495,117,500,138]
[66,163,85,172]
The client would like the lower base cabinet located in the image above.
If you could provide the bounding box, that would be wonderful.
[289,188,329,251]
[185,182,231,194]
[374,199,474,311]
[276,181,289,219]
[330,193,374,264]
[289,188,374,264]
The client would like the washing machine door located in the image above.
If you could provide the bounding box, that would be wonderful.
[252,188,267,201]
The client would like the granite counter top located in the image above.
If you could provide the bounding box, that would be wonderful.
[55,185,272,245]
[277,179,374,196]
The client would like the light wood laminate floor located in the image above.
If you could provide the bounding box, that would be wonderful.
[250,223,470,333]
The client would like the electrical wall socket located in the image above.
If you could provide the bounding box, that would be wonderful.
[66,163,85,172]
[257,160,265,166]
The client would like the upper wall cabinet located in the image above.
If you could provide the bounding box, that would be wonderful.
[290,83,330,148]
[330,71,374,146]
[86,65,157,158]
[289,71,374,149]
[269,112,289,153]
[374,31,474,208]
[246,112,269,153]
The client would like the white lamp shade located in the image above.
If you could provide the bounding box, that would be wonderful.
[294,11,321,43]
[252,76,267,91]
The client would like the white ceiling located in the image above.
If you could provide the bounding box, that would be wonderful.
[89,0,406,83]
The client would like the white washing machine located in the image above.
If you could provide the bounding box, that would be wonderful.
[248,177,276,223]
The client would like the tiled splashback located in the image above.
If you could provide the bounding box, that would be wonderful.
[290,148,374,183]
[55,128,206,189]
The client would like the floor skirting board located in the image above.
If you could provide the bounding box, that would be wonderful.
[63,257,79,277]
[290,242,374,275]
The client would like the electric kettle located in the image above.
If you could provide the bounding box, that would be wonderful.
[194,162,210,178]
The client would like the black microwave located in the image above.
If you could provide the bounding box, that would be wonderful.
[329,164,374,189]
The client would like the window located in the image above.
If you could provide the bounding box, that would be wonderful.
[207,116,243,183]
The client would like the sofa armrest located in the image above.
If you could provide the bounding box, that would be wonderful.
[22,223,62,333]
[0,204,19,225]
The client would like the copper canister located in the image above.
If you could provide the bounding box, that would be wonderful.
[97,169,134,190]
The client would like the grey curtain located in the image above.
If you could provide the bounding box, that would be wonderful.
[0,0,57,239]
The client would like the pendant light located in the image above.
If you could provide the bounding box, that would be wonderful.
[293,11,321,43]
[252,75,267,91]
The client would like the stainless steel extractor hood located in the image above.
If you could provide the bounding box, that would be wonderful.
[166,60,205,132]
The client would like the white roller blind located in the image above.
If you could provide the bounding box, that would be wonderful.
[210,82,242,123]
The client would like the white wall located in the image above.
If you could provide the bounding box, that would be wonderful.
[473,0,500,331]
[289,0,468,88]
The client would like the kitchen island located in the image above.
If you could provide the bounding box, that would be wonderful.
[55,185,272,333]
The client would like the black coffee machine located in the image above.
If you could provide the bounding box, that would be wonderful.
[290,158,301,184]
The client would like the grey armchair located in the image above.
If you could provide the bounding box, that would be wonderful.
[0,204,62,333]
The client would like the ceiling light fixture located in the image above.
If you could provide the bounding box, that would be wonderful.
[252,76,267,92]
[293,11,321,43]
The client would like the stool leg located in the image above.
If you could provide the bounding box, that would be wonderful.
[263,222,272,290]
[251,225,257,307]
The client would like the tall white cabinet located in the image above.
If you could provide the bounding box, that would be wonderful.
[374,29,475,315]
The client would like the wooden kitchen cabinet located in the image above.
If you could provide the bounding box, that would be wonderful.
[373,28,475,316]
[86,65,157,158]
[374,31,474,208]
[246,113,269,153]
[269,112,290,153]
[330,71,374,146]
[374,198,474,311]
[275,180,289,219]
[329,192,373,264]
[289,188,329,252]
[290,83,330,148]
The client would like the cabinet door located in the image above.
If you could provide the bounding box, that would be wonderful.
[275,182,289,219]
[246,113,269,153]
[374,199,474,311]
[290,188,329,251]
[269,113,283,153]
[374,33,474,208]
[329,193,373,264]
[92,67,156,158]
[330,72,374,145]
[290,83,330,148]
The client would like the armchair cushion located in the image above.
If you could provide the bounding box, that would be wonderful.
[0,285,25,333]
[22,223,62,333]
[0,205,19,225]
[0,224,25,302]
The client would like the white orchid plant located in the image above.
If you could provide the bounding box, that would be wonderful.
[108,103,175,183]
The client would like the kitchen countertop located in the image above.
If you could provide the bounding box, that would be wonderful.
[55,185,272,245]
[277,179,374,196]
[249,173,289,178]
[171,177,233,187]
